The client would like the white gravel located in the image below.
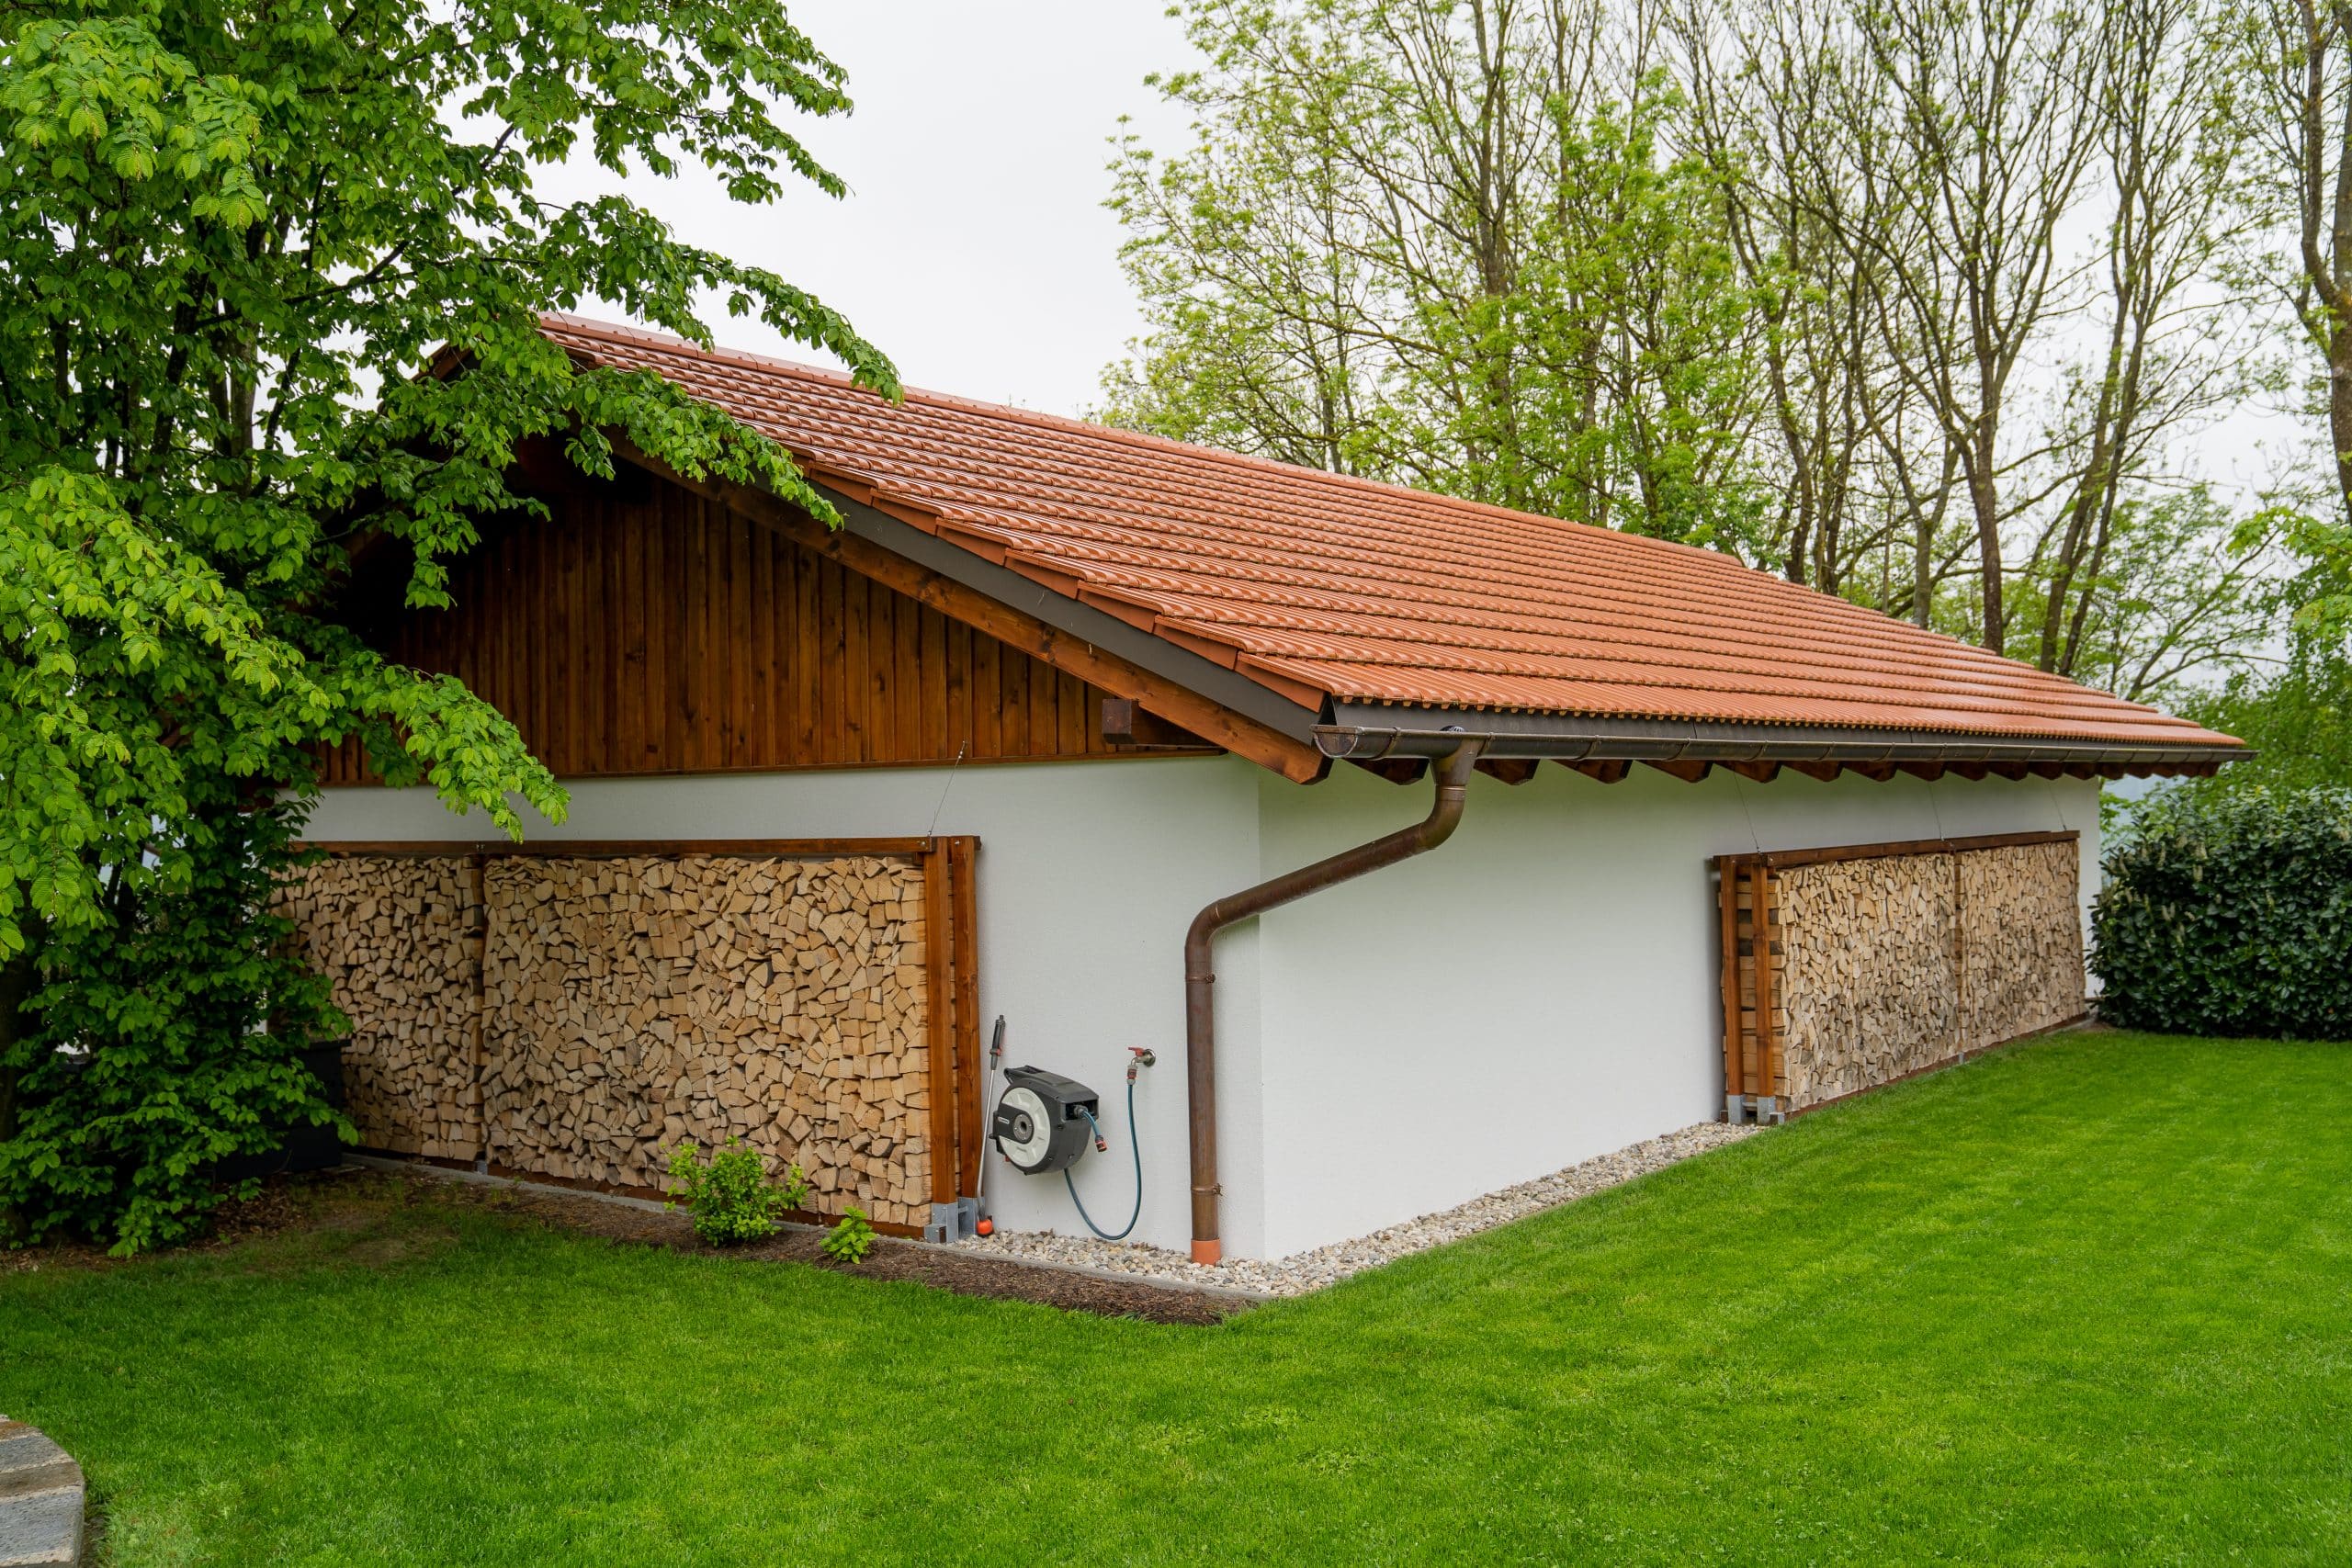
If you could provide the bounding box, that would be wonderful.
[951,1121,1758,1297]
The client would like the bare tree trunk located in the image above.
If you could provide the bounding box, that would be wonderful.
[2332,321,2352,508]
[1967,425,2006,650]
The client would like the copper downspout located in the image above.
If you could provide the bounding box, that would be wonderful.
[1182,739,1486,1264]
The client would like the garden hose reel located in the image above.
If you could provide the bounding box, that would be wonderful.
[990,1066,1100,1175]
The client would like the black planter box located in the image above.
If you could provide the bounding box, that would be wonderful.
[214,1043,349,1181]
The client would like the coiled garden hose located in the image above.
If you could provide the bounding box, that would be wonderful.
[1067,1082,1143,1241]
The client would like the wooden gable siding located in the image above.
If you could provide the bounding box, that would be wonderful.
[322,468,1192,784]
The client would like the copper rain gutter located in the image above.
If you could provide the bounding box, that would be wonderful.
[1181,738,1486,1264]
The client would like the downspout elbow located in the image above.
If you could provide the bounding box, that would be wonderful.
[1182,739,1483,1265]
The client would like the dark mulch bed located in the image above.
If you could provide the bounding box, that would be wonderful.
[6,1167,1256,1325]
[2,1179,319,1277]
[415,1170,1255,1325]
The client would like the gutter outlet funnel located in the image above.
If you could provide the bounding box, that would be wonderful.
[1182,739,1485,1265]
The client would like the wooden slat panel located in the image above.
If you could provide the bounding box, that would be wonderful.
[323,467,1224,784]
[794,536,820,759]
[897,582,922,760]
[973,632,1001,758]
[845,569,872,763]
[637,492,665,768]
[684,494,713,771]
[1057,670,1087,757]
[1718,855,1741,1110]
[745,509,771,768]
[1002,646,1030,757]
[943,615,969,762]
[1752,866,1779,1099]
[918,605,946,761]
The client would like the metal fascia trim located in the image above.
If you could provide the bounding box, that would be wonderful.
[1314,703,2252,767]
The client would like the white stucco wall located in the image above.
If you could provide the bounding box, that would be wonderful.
[300,759,2101,1260]
[1247,764,2101,1258]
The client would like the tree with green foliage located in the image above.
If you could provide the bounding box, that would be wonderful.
[2182,646,2352,793]
[0,0,893,1249]
[2174,504,2352,795]
[1102,1,1773,556]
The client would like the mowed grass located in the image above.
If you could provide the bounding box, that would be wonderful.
[5,1029,2348,1566]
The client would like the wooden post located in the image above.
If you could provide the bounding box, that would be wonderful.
[1739,864,1763,1098]
[946,836,983,1196]
[922,840,958,1207]
[1717,855,1742,1112]
[1759,870,1785,1101]
[1951,852,1968,1055]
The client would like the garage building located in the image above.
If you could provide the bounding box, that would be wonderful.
[286,316,2245,1264]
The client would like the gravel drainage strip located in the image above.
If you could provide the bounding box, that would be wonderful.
[954,1122,1758,1297]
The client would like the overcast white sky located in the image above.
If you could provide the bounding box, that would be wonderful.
[548,2,1193,417]
[537,4,2308,511]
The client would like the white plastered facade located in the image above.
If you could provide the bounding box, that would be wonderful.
[300,757,2100,1259]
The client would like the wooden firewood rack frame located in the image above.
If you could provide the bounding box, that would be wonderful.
[1713,829,2077,1123]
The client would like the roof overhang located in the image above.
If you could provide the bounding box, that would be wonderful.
[613,447,2245,785]
[1313,702,2250,774]
[818,477,2245,781]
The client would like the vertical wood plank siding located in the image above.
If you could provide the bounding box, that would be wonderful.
[322,473,1179,783]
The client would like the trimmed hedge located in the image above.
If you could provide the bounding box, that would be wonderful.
[2091,790,2352,1040]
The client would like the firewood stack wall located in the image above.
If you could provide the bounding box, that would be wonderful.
[1724,834,2086,1114]
[278,850,944,1230]
[276,856,486,1159]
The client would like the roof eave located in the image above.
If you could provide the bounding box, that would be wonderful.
[1314,702,2250,775]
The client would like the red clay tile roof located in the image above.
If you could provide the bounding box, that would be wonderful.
[541,314,2240,751]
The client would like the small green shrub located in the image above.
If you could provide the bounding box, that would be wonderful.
[2092,788,2352,1039]
[822,1204,876,1263]
[664,1139,807,1246]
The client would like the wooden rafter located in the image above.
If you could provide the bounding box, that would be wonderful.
[1351,757,1429,784]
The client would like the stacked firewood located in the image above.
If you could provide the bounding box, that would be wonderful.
[1771,841,2081,1110]
[1775,853,1962,1106]
[275,857,485,1159]
[280,852,934,1229]
[1957,840,2085,1049]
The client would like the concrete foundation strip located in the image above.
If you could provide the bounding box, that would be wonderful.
[0,1418,84,1568]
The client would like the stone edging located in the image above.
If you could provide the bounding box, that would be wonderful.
[0,1417,83,1568]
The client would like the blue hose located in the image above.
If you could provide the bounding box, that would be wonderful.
[1067,1080,1143,1241]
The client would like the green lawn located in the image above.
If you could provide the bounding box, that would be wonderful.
[5,1029,2348,1566]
